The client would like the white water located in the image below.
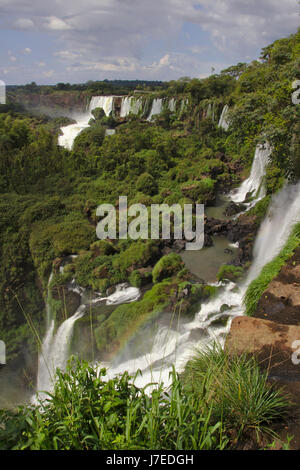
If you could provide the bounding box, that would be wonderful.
[147,98,163,121]
[104,181,300,388]
[36,306,85,398]
[120,96,143,117]
[168,98,176,113]
[218,104,229,130]
[230,143,272,206]
[58,115,91,150]
[58,95,117,150]
[91,283,140,305]
[89,96,115,117]
[35,280,140,398]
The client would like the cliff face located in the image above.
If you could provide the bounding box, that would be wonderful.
[8,91,90,116]
[226,247,300,449]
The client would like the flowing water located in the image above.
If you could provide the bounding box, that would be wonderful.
[104,181,300,388]
[33,282,140,400]
[147,98,163,121]
[230,143,272,206]
[33,137,300,395]
[218,104,229,130]
[58,95,118,150]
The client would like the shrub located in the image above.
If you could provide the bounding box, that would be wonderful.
[136,172,158,196]
[152,253,184,283]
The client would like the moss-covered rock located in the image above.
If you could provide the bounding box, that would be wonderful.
[217,264,243,282]
[152,253,184,283]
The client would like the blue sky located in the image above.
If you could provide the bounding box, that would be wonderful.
[0,0,299,85]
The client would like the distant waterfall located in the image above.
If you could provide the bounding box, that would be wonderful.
[168,98,176,113]
[147,98,163,121]
[58,95,116,150]
[89,96,115,116]
[120,96,143,117]
[230,143,272,206]
[218,105,229,130]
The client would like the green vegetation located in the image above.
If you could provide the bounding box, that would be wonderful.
[245,222,300,316]
[0,348,290,450]
[217,264,244,282]
[152,253,184,283]
[181,345,289,443]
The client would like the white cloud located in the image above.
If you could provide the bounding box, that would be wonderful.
[23,47,32,54]
[53,50,81,60]
[43,16,72,31]
[14,18,34,30]
[0,0,298,82]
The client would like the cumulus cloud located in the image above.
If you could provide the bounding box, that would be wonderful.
[0,0,298,82]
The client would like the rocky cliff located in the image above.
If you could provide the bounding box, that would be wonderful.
[226,247,300,449]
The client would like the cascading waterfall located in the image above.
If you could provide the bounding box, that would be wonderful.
[104,181,300,388]
[147,98,163,121]
[58,95,117,150]
[34,279,140,399]
[89,96,115,117]
[168,98,176,113]
[230,143,272,206]
[218,104,230,130]
[120,96,143,117]
[58,115,92,150]
[58,95,187,149]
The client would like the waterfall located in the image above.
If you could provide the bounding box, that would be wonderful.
[230,143,271,206]
[89,96,115,116]
[147,98,163,121]
[218,104,229,130]
[34,279,140,399]
[168,98,176,113]
[58,116,91,150]
[58,95,117,150]
[120,96,143,117]
[104,181,300,389]
[120,96,132,117]
[36,306,85,398]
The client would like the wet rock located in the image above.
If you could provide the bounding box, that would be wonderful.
[51,286,81,323]
[106,286,116,296]
[224,201,247,217]
[210,315,230,327]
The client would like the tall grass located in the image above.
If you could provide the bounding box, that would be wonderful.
[181,345,290,443]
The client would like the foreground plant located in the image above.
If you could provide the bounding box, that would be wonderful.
[181,345,290,444]
[0,358,227,450]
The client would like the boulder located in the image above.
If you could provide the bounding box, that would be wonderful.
[225,316,300,377]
